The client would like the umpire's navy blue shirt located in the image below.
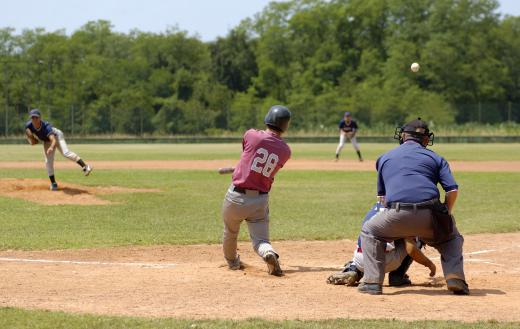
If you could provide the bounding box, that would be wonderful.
[25,120,55,142]
[376,140,458,204]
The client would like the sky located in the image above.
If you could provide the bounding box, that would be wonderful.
[1,0,519,42]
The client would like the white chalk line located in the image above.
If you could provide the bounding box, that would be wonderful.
[0,257,177,269]
[466,249,496,255]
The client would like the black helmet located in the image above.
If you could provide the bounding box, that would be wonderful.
[264,105,291,132]
[394,117,434,146]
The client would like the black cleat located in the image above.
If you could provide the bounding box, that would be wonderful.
[389,273,412,287]
[264,251,283,277]
[358,282,382,295]
[447,279,470,295]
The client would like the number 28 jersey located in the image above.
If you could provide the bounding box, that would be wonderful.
[232,129,291,193]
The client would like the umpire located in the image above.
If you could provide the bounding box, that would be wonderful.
[358,118,469,295]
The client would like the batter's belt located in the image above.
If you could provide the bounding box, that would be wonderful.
[232,186,268,195]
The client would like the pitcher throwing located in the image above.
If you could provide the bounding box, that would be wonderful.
[25,109,92,191]
[221,105,291,276]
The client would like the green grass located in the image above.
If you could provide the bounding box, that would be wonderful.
[1,308,518,329]
[1,144,519,326]
[1,169,517,250]
[4,143,520,161]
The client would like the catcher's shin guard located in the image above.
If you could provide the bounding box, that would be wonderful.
[388,255,413,286]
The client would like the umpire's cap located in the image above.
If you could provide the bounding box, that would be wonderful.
[394,117,435,145]
[402,117,430,136]
[264,105,291,132]
[29,109,41,118]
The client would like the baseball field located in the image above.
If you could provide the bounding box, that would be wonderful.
[1,143,520,328]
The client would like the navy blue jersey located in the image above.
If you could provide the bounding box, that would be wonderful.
[25,120,55,142]
[376,141,458,204]
[339,119,358,133]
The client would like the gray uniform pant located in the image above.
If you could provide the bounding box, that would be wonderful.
[222,185,275,265]
[361,207,465,284]
[353,239,407,274]
[43,128,81,176]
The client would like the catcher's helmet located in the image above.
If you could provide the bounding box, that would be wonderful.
[264,105,291,132]
[394,117,434,146]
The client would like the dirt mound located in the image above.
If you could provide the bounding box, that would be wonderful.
[1,233,519,321]
[0,178,159,205]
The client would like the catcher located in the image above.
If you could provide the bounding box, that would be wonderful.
[327,203,436,286]
[25,109,92,191]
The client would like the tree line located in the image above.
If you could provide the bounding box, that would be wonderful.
[0,0,519,136]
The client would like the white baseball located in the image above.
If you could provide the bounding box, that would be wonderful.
[411,62,420,72]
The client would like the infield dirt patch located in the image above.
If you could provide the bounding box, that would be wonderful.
[0,233,519,322]
[0,159,519,172]
[0,178,159,205]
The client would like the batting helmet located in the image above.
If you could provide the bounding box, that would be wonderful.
[264,105,291,132]
[394,117,435,146]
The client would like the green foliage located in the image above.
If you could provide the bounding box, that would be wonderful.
[1,1,520,136]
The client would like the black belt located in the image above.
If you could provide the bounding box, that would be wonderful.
[233,186,268,195]
[388,199,437,210]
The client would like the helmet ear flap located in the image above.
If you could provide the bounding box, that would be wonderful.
[428,132,434,146]
[394,126,405,144]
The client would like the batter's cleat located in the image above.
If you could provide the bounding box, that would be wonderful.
[83,164,93,176]
[263,251,283,277]
[50,182,58,191]
[335,154,339,161]
[447,278,470,295]
[227,255,242,270]
[358,282,383,295]
[389,273,412,286]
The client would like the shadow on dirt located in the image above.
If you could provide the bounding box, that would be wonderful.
[284,266,340,274]
[61,187,91,196]
[387,288,505,296]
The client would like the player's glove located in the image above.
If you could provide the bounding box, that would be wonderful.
[326,261,363,286]
[26,132,38,145]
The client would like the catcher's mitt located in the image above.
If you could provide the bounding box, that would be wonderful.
[326,271,360,286]
[326,261,363,286]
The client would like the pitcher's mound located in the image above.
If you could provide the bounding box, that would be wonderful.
[0,178,159,205]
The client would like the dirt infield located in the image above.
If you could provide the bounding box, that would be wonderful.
[0,159,519,172]
[1,233,519,322]
[0,179,159,205]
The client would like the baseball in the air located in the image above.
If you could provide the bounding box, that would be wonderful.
[411,62,420,72]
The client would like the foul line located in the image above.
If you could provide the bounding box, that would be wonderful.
[0,257,177,269]
[465,249,496,255]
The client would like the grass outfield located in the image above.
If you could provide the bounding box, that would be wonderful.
[1,308,518,329]
[1,144,518,327]
[4,143,520,161]
[0,168,517,250]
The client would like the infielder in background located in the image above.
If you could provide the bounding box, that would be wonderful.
[358,118,468,295]
[335,111,363,161]
[221,105,291,276]
[327,202,436,286]
[25,109,92,191]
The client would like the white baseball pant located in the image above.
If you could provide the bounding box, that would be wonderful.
[43,128,81,176]
[336,132,360,155]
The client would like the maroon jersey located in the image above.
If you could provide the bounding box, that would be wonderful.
[232,129,291,193]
